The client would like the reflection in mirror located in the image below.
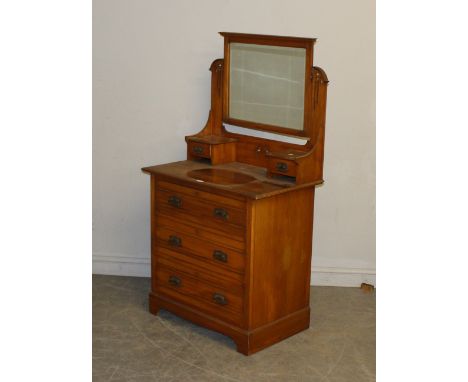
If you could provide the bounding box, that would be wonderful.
[229,43,306,131]
[224,124,308,145]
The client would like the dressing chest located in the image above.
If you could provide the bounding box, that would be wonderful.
[142,33,328,355]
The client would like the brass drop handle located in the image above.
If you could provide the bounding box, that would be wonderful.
[168,235,182,247]
[213,207,229,220]
[213,250,228,263]
[276,162,288,172]
[168,195,182,208]
[212,293,228,305]
[193,146,204,154]
[168,275,181,287]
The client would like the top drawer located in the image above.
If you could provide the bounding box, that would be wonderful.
[187,141,211,159]
[267,158,297,178]
[155,180,246,235]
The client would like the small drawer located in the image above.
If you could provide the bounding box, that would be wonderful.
[155,225,246,274]
[268,158,297,177]
[155,266,243,324]
[188,141,210,159]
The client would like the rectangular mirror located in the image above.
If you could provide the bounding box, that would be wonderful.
[221,33,316,137]
[229,43,306,131]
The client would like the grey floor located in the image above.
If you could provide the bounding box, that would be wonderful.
[93,275,375,382]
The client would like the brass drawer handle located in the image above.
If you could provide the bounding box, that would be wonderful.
[213,207,229,220]
[168,235,182,247]
[212,293,228,305]
[213,250,228,263]
[168,275,181,287]
[168,195,182,208]
[193,146,204,155]
[275,162,288,172]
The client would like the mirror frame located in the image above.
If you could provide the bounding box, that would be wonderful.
[220,32,316,138]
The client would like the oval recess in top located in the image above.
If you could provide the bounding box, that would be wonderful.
[187,168,256,185]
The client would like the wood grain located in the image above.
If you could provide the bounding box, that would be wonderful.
[183,33,329,186]
[247,187,314,328]
[155,213,245,251]
[154,266,244,325]
[221,32,315,137]
[155,225,246,274]
[144,33,328,355]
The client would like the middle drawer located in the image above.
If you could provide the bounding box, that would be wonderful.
[155,222,246,274]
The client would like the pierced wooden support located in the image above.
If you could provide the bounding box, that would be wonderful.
[185,60,329,184]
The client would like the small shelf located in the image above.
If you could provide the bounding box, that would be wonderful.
[266,149,307,160]
[186,135,237,145]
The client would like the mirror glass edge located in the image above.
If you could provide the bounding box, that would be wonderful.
[222,35,313,138]
[223,117,309,138]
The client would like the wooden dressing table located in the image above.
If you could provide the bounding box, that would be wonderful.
[142,33,328,355]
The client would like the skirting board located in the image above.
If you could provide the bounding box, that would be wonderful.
[93,254,375,288]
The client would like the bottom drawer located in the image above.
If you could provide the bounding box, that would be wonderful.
[155,266,243,325]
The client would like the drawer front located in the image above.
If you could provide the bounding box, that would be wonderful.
[155,225,245,274]
[155,265,243,324]
[157,180,245,209]
[155,184,246,238]
[155,214,245,252]
[268,159,297,177]
[155,247,244,288]
[188,141,211,159]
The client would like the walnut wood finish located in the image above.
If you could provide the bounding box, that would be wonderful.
[220,32,316,138]
[155,224,246,274]
[147,173,316,354]
[154,213,245,252]
[143,33,328,355]
[185,33,328,184]
[247,187,314,328]
[154,265,244,325]
[187,168,256,185]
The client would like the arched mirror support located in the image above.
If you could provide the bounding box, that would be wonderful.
[186,33,328,184]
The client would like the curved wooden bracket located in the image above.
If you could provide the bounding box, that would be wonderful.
[188,59,225,137]
[185,60,329,184]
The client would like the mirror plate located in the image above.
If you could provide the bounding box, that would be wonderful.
[229,43,306,131]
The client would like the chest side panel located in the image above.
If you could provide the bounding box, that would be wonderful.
[248,187,315,329]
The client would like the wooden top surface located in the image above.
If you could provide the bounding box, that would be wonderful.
[186,135,237,145]
[142,160,322,200]
[219,32,317,44]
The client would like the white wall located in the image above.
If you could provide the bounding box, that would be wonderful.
[93,0,375,287]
